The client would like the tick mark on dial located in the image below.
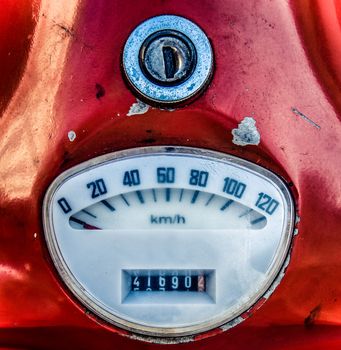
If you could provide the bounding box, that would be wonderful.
[179,189,184,202]
[152,189,157,202]
[120,194,130,206]
[101,200,115,212]
[165,188,171,202]
[251,216,266,225]
[191,190,200,204]
[82,209,97,218]
[205,194,215,206]
[220,200,234,211]
[136,190,145,204]
[239,208,253,218]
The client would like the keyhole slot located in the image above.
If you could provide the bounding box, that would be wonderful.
[138,29,199,87]
[162,46,179,79]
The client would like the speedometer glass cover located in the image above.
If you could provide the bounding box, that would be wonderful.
[43,146,294,338]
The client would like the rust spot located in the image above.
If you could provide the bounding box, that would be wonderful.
[60,151,72,169]
[141,138,156,144]
[95,83,105,100]
[304,304,321,328]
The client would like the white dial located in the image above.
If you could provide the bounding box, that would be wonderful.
[43,147,294,338]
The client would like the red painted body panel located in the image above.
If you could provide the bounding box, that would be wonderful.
[0,0,340,349]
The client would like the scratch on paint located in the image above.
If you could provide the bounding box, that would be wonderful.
[54,22,74,38]
[291,107,321,130]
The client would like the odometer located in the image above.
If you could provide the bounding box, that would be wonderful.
[126,270,209,293]
[43,146,294,338]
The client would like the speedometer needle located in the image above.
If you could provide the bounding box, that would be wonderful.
[70,217,101,230]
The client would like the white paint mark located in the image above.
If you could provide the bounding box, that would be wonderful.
[33,233,37,239]
[68,130,76,142]
[232,117,260,146]
[127,99,149,116]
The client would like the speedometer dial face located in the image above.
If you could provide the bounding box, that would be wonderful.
[43,147,294,338]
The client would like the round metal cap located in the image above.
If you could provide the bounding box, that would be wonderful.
[123,15,213,106]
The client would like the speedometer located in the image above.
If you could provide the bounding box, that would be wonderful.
[43,146,294,338]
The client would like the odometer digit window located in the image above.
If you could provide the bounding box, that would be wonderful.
[43,147,294,338]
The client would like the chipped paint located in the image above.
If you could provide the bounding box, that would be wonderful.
[291,107,321,129]
[68,130,76,142]
[263,252,291,300]
[127,99,150,116]
[232,117,260,146]
[129,333,194,345]
[220,316,244,331]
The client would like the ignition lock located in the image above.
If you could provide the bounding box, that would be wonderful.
[123,15,213,106]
